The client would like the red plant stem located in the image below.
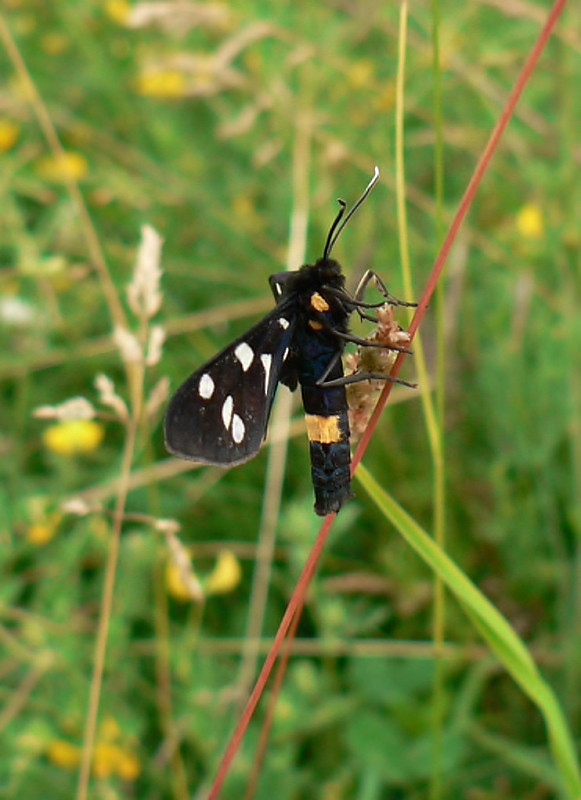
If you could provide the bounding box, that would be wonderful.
[243,607,302,800]
[351,0,567,474]
[206,1,567,795]
[207,513,335,800]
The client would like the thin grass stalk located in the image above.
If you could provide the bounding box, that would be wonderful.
[0,13,127,332]
[75,398,142,800]
[429,0,447,797]
[353,0,568,473]
[0,36,152,793]
[152,554,191,800]
[394,21,448,797]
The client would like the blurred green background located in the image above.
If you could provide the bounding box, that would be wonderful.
[1,1,580,798]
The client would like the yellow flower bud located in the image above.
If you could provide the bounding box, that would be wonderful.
[35,151,88,183]
[42,420,104,456]
[135,70,187,99]
[205,550,241,595]
[0,120,19,152]
[46,739,80,770]
[516,203,544,240]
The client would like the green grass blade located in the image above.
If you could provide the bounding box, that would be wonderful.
[356,463,581,799]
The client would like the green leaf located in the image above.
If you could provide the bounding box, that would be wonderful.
[349,657,434,708]
[345,710,410,783]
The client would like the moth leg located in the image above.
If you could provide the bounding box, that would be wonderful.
[322,286,389,311]
[353,269,417,307]
[319,371,417,389]
[315,350,344,386]
[354,309,382,323]
[331,328,413,355]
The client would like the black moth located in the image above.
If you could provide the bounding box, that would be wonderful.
[164,168,414,515]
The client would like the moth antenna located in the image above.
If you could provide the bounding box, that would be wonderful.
[323,199,347,260]
[323,166,380,259]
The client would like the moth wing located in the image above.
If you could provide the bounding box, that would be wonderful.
[164,307,297,465]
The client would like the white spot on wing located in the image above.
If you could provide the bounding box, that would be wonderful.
[260,354,272,395]
[199,373,214,399]
[232,414,245,443]
[274,283,282,296]
[222,395,233,430]
[278,317,290,329]
[234,342,254,372]
[283,347,289,362]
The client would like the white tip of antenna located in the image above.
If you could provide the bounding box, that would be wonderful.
[366,166,380,192]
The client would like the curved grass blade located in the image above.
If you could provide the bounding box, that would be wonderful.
[356,463,581,800]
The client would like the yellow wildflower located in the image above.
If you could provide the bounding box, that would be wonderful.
[35,151,88,183]
[104,0,130,24]
[91,742,140,780]
[116,748,141,780]
[26,512,60,546]
[165,559,203,602]
[42,420,104,456]
[47,730,139,780]
[516,203,544,240]
[205,550,241,595]
[92,742,129,779]
[46,739,80,769]
[166,560,190,601]
[0,120,19,152]
[135,70,187,99]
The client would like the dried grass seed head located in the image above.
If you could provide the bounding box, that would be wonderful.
[127,224,163,320]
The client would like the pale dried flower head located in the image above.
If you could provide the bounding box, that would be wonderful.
[94,374,129,421]
[127,1,232,36]
[347,305,412,438]
[145,324,166,366]
[61,497,102,516]
[127,224,163,320]
[33,397,96,421]
[0,296,36,327]
[114,325,143,365]
[154,517,181,535]
[142,52,245,98]
[136,21,277,99]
